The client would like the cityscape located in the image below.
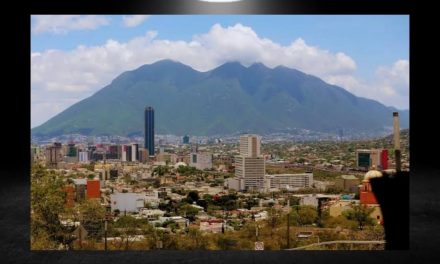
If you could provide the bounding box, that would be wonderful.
[30,15,409,250]
[31,106,409,250]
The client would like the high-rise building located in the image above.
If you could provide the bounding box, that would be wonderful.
[131,143,139,162]
[183,135,190,144]
[138,148,149,163]
[45,142,63,167]
[121,145,127,162]
[78,151,89,163]
[356,149,388,170]
[239,134,261,157]
[67,143,77,157]
[144,106,155,156]
[235,134,265,191]
[107,145,119,160]
[126,145,132,162]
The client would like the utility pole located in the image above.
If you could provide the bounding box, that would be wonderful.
[78,224,82,249]
[287,213,290,249]
[255,224,259,241]
[104,217,108,251]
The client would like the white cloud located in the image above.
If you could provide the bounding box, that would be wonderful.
[32,15,109,34]
[31,23,408,127]
[122,15,150,27]
[326,59,409,109]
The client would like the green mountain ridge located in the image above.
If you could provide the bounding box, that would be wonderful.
[32,60,409,137]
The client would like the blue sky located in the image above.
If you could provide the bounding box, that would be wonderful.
[31,15,409,128]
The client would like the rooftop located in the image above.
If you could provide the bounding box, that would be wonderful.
[340,175,358,180]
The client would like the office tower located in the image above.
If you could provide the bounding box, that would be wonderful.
[131,143,139,162]
[183,135,190,144]
[126,145,132,162]
[239,134,261,157]
[121,145,127,162]
[78,151,89,163]
[67,143,77,157]
[235,134,265,191]
[45,142,63,167]
[393,112,401,171]
[144,106,155,156]
[138,148,149,163]
[356,149,388,170]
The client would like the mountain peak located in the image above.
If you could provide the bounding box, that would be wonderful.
[148,59,195,70]
[218,61,246,69]
[32,59,409,137]
[210,61,247,77]
[249,62,269,69]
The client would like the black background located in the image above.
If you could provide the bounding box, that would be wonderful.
[1,0,439,263]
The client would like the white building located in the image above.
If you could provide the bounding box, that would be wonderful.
[121,146,127,162]
[131,144,139,162]
[189,152,213,170]
[254,210,269,221]
[234,134,265,191]
[144,190,161,207]
[239,134,261,157]
[264,173,313,190]
[226,177,243,191]
[110,192,144,213]
[139,209,166,220]
[299,194,319,208]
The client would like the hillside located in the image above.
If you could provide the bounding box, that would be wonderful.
[32,60,409,137]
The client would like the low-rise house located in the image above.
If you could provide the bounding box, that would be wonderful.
[199,219,224,233]
[139,209,166,220]
[110,192,145,213]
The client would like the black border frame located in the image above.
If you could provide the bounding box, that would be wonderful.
[2,0,439,263]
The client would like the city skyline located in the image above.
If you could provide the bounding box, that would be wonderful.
[31,15,409,128]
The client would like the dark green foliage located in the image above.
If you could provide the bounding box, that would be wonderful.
[290,205,318,226]
[212,193,238,210]
[187,191,200,203]
[343,204,376,230]
[152,165,169,176]
[176,165,199,176]
[32,60,409,137]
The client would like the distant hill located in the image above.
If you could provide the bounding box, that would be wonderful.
[32,60,409,137]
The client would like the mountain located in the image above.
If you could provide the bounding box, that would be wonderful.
[32,60,409,138]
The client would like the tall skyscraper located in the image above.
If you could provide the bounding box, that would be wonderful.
[144,106,155,156]
[183,135,190,144]
[235,134,265,191]
[131,143,139,162]
[239,134,261,157]
[45,142,63,168]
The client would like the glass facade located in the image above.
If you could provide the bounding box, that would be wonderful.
[144,106,155,156]
[358,153,371,168]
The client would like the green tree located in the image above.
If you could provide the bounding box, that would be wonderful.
[343,204,376,230]
[77,199,106,240]
[152,165,170,176]
[112,215,150,250]
[31,165,68,249]
[290,205,318,226]
[179,204,201,222]
[187,190,200,203]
